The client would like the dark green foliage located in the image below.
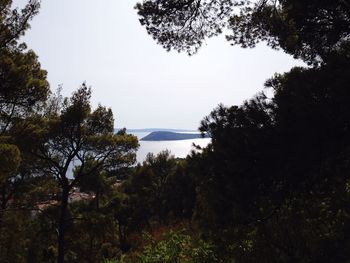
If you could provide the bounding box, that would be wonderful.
[102,151,197,254]
[0,47,48,134]
[0,0,40,50]
[2,1,350,262]
[187,52,350,262]
[0,143,20,183]
[136,0,237,55]
[124,151,196,224]
[0,0,48,134]
[20,85,139,263]
[136,0,350,64]
[0,3,50,261]
[227,0,350,64]
[134,231,218,263]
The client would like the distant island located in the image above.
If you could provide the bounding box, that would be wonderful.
[115,128,197,133]
[141,131,208,141]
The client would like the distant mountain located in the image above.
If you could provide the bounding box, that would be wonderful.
[141,131,208,141]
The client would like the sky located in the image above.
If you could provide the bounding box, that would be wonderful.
[15,0,304,130]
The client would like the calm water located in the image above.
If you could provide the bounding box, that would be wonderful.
[131,132,211,163]
[66,131,210,177]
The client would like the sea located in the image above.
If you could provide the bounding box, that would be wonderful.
[67,129,211,177]
[128,130,211,163]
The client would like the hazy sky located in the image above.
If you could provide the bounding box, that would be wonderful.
[16,0,303,129]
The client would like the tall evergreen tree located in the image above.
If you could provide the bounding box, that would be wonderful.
[16,85,139,263]
[0,0,48,240]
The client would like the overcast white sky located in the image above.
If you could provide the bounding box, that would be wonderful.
[16,0,304,130]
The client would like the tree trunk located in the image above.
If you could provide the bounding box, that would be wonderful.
[118,222,130,252]
[95,191,99,210]
[0,187,8,228]
[57,187,69,263]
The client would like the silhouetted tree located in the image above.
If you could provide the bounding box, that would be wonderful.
[188,49,350,261]
[0,0,40,50]
[136,0,350,64]
[0,2,48,255]
[17,85,138,263]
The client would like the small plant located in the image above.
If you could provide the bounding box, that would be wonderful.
[101,257,125,263]
[137,231,218,263]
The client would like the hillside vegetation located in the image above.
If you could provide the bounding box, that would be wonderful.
[1,1,350,262]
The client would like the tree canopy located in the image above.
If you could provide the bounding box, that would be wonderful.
[136,0,350,64]
[1,0,350,262]
[0,0,40,50]
[14,85,139,263]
